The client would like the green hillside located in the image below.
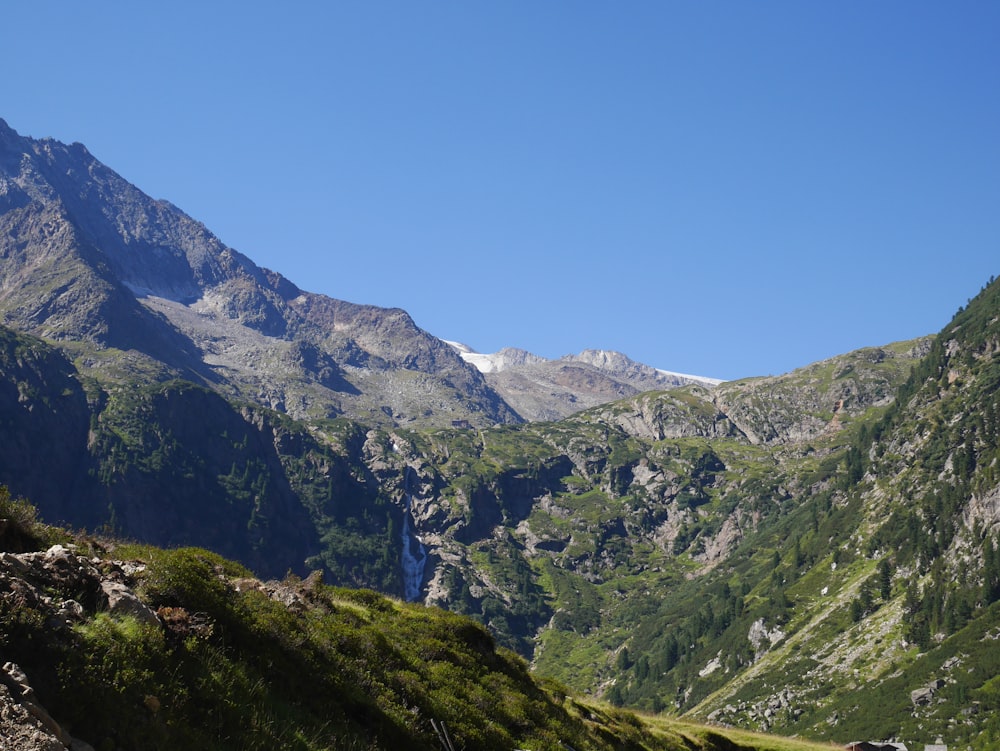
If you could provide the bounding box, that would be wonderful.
[3,263,1000,749]
[0,489,834,751]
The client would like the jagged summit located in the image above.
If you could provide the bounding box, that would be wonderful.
[0,117,723,428]
[0,119,517,427]
[566,348,724,387]
[448,341,722,421]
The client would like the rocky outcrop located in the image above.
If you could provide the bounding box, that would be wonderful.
[911,678,946,707]
[451,343,722,422]
[747,618,786,659]
[0,543,150,751]
[711,341,930,445]
[0,661,95,751]
[588,387,743,442]
[0,119,517,429]
[0,544,155,629]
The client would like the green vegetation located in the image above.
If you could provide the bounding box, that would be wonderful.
[0,501,833,751]
[3,265,1000,749]
[0,485,60,551]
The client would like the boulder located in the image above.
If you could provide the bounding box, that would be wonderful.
[100,580,161,627]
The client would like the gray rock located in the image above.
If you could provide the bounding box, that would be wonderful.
[56,599,85,623]
[0,663,72,750]
[100,580,161,627]
[0,681,65,751]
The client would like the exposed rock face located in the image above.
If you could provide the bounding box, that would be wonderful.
[452,343,722,422]
[747,618,786,659]
[711,341,931,445]
[0,659,96,750]
[100,579,160,627]
[0,673,70,751]
[910,685,935,706]
[587,387,741,441]
[568,349,720,389]
[0,119,517,429]
[963,483,1000,538]
[0,543,152,751]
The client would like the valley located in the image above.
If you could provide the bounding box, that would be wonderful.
[1,118,998,749]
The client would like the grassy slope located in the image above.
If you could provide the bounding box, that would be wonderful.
[0,488,838,751]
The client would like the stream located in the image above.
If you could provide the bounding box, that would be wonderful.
[401,466,428,602]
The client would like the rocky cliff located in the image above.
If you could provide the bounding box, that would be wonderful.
[452,343,722,421]
[0,118,517,429]
[2,118,1000,749]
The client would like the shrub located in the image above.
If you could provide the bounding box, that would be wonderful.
[0,486,49,552]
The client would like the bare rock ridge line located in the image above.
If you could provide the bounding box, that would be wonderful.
[0,117,718,431]
[448,342,724,422]
[0,118,514,428]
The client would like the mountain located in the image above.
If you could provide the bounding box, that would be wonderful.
[0,118,517,429]
[605,279,1000,745]
[449,342,722,421]
[391,282,1000,748]
[2,117,1000,748]
[0,117,716,430]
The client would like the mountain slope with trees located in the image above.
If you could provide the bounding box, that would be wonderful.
[0,488,836,751]
[1,118,999,748]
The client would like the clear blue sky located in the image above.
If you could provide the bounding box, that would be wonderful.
[3,3,998,380]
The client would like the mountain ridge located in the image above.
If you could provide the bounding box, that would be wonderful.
[448,341,723,422]
[0,119,519,428]
[0,118,717,428]
[2,117,999,748]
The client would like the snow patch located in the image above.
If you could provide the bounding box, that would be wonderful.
[444,341,501,373]
[655,368,724,387]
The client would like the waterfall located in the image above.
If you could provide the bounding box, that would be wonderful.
[401,466,427,602]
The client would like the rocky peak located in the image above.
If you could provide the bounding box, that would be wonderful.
[0,124,17,160]
[0,119,517,427]
[0,118,27,151]
[566,349,636,370]
[564,349,707,387]
[449,342,723,421]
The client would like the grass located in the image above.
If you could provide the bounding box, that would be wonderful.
[580,705,842,751]
[672,721,841,751]
[3,488,873,751]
